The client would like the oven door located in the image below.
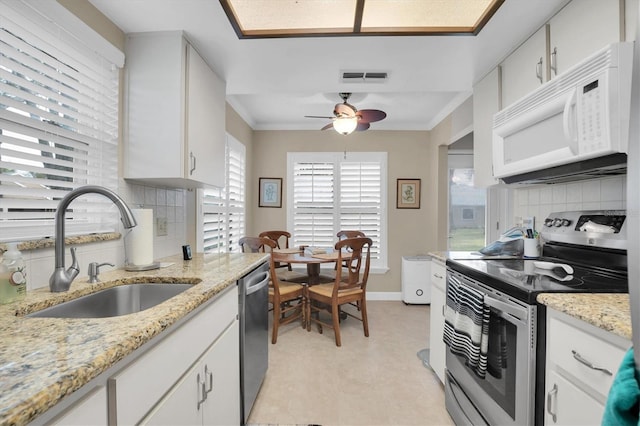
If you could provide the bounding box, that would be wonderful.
[444,269,536,426]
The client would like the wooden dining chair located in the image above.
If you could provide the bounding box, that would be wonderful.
[259,230,307,282]
[337,230,366,240]
[268,247,306,344]
[238,236,274,253]
[306,237,372,346]
[259,230,294,270]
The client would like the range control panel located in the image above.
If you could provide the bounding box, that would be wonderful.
[540,210,627,250]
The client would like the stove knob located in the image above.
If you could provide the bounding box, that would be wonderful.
[561,219,572,227]
[544,218,554,227]
[553,218,563,227]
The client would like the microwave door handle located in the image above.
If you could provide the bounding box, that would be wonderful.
[562,89,579,154]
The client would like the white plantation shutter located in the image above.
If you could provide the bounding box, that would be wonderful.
[340,161,383,261]
[0,3,120,242]
[291,160,335,247]
[288,152,387,269]
[202,135,245,253]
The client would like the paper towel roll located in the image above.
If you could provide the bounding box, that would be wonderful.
[127,209,154,266]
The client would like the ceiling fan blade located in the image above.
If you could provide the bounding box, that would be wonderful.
[305,115,334,119]
[355,122,370,131]
[321,122,334,131]
[356,109,386,123]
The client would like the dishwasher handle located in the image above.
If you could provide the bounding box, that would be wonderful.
[245,270,270,296]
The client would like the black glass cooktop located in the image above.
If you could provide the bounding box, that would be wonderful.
[446,257,629,304]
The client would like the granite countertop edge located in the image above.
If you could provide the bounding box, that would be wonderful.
[536,293,631,341]
[0,252,268,425]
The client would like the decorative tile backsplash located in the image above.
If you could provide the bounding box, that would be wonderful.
[513,176,626,229]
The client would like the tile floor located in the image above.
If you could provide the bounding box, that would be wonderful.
[247,301,454,426]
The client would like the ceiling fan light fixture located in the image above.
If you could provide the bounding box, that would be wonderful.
[333,116,358,135]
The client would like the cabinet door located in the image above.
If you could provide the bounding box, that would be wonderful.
[472,67,500,187]
[202,320,241,425]
[140,358,203,425]
[142,321,240,425]
[125,32,185,182]
[545,370,604,426]
[501,26,548,107]
[549,0,621,77]
[186,44,226,187]
[428,260,446,383]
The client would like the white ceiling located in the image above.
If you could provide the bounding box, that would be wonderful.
[89,0,570,132]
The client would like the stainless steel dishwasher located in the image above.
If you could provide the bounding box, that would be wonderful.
[238,261,270,424]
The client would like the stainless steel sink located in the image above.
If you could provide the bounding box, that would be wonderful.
[27,283,193,318]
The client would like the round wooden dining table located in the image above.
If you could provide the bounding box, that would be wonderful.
[271,249,348,285]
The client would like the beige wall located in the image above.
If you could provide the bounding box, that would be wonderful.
[251,129,439,293]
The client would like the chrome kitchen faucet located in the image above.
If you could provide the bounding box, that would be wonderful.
[49,186,137,292]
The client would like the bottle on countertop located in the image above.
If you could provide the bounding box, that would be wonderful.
[0,242,27,304]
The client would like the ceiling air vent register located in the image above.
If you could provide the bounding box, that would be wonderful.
[341,71,388,83]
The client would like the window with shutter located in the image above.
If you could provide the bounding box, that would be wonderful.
[0,4,120,242]
[202,135,246,253]
[287,152,387,269]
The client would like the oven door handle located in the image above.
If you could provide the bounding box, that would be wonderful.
[484,295,528,322]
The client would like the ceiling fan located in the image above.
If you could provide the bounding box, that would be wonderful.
[304,93,387,135]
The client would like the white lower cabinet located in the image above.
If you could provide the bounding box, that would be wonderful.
[544,308,630,425]
[142,320,240,425]
[428,258,446,384]
[108,286,239,425]
[545,369,605,425]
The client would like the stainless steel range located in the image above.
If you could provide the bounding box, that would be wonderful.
[444,210,629,426]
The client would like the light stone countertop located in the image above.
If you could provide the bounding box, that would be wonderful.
[0,252,268,425]
[537,293,631,340]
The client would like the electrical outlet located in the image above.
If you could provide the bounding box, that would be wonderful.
[156,217,168,236]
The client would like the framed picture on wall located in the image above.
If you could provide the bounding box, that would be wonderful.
[397,178,421,209]
[259,177,282,208]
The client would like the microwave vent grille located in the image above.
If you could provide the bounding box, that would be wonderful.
[494,43,631,127]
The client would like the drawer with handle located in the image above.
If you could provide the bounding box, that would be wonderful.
[547,314,627,401]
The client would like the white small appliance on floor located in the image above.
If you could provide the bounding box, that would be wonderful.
[401,256,431,304]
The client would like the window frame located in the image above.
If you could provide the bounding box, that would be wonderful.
[286,151,388,272]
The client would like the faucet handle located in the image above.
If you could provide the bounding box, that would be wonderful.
[69,247,79,272]
[87,262,114,283]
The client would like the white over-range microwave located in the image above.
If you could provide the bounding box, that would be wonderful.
[492,42,633,184]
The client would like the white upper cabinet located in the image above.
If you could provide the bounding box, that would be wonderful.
[500,26,548,108]
[472,67,501,188]
[548,0,622,78]
[500,0,624,109]
[124,31,226,188]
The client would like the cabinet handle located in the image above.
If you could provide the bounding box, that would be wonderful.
[434,273,443,279]
[190,151,196,175]
[550,47,557,76]
[196,373,207,409]
[535,57,543,84]
[571,350,613,375]
[546,383,558,423]
[204,364,214,394]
